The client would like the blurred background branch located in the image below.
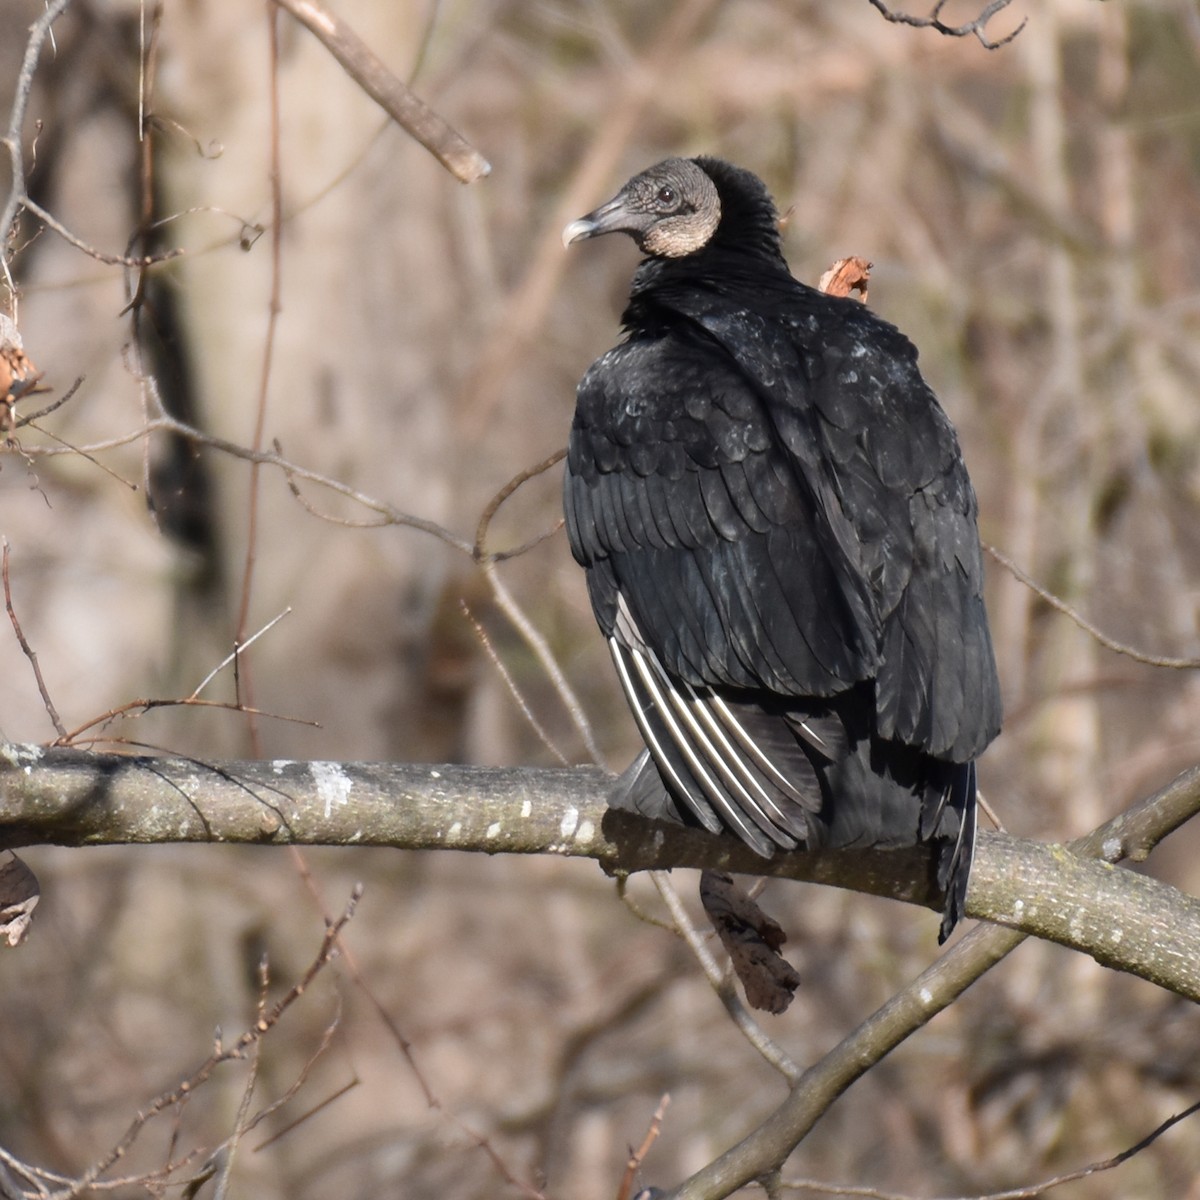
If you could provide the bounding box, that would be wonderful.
[866,0,1027,49]
[268,0,490,183]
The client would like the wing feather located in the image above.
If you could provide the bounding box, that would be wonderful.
[615,638,780,852]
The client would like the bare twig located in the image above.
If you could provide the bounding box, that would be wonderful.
[779,1095,1200,1199]
[13,376,85,429]
[986,542,1200,669]
[230,5,287,756]
[616,874,683,936]
[49,887,361,1199]
[462,600,571,765]
[474,447,568,561]
[468,447,602,763]
[618,1094,672,1200]
[1,0,75,288]
[52,696,317,748]
[20,416,140,491]
[189,608,294,699]
[211,955,272,1200]
[481,557,607,766]
[976,788,1005,832]
[286,848,438,1107]
[21,196,184,268]
[457,1122,550,1200]
[2,539,67,739]
[865,0,1026,49]
[296,851,548,1200]
[7,408,477,553]
[252,1074,357,1152]
[297,857,550,1200]
[472,448,566,559]
[269,0,489,183]
[670,923,1025,1200]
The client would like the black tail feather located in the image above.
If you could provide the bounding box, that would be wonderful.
[937,761,977,942]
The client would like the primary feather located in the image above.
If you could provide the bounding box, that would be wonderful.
[563,157,1001,939]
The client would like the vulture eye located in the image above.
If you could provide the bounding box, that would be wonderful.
[656,185,677,207]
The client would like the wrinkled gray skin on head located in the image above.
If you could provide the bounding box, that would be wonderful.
[562,158,721,258]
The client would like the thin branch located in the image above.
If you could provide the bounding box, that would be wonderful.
[672,923,1026,1200]
[252,1073,357,1152]
[9,407,477,552]
[21,196,184,268]
[286,847,439,1108]
[269,0,490,183]
[471,447,603,761]
[189,608,293,699]
[52,697,317,748]
[229,2,288,756]
[290,846,547,1199]
[10,374,83,429]
[618,1094,672,1200]
[20,417,140,491]
[462,600,571,765]
[986,542,1200,669]
[865,0,1026,49]
[474,447,567,561]
[279,443,398,529]
[2,540,67,739]
[481,557,608,766]
[1,0,76,282]
[779,1095,1200,1199]
[211,955,271,1200]
[48,887,361,1200]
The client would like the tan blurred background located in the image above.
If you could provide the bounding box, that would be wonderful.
[2,1,1200,1196]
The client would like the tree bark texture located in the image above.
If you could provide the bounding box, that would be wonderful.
[2,744,1198,1002]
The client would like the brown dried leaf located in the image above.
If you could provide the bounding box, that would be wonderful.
[0,852,40,947]
[817,255,872,302]
[0,315,42,435]
[699,870,800,1014]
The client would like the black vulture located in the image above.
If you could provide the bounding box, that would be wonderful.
[562,157,1001,939]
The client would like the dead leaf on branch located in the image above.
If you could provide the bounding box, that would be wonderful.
[1,314,46,437]
[699,870,800,1014]
[817,256,872,303]
[0,852,40,947]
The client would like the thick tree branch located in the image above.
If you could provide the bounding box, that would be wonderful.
[3,746,1198,1199]
[0,744,945,904]
[2,745,1198,1002]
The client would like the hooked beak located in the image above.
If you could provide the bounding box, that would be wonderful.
[561,196,631,248]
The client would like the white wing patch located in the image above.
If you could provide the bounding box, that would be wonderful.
[608,596,824,855]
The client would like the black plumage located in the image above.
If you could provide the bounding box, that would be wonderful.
[562,157,1001,938]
